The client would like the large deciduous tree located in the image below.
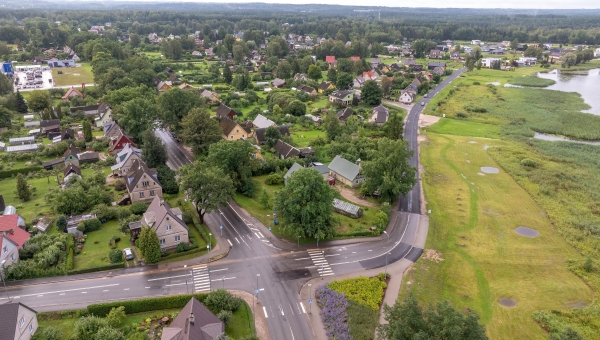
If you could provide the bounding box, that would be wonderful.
[207,140,259,196]
[322,111,342,141]
[274,168,336,240]
[378,293,488,340]
[178,161,235,222]
[264,126,282,148]
[141,130,168,168]
[0,107,12,129]
[28,90,51,112]
[158,88,204,129]
[115,97,157,141]
[383,113,403,140]
[277,61,292,79]
[308,64,322,80]
[335,72,353,90]
[361,138,416,202]
[138,226,161,263]
[361,80,382,105]
[180,108,223,155]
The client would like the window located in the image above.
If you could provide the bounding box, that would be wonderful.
[2,246,6,253]
[230,136,233,140]
[139,192,145,198]
[236,129,239,133]
[150,190,155,196]
[175,235,181,243]
[11,254,15,261]
[160,239,166,245]
[166,225,172,231]
[20,316,25,328]
[29,324,34,334]
[142,181,150,187]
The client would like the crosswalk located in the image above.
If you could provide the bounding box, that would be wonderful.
[192,265,211,292]
[308,250,334,277]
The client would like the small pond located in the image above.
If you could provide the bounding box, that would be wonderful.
[537,68,600,115]
[514,226,540,238]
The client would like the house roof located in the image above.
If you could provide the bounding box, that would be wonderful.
[219,117,251,136]
[111,144,142,171]
[333,198,362,216]
[40,119,60,128]
[318,81,333,90]
[293,73,308,81]
[325,56,336,63]
[142,196,187,233]
[298,84,316,94]
[70,104,100,115]
[372,104,389,123]
[78,151,99,161]
[272,78,286,87]
[215,103,235,118]
[428,62,446,68]
[162,297,223,340]
[254,125,290,143]
[61,128,75,140]
[329,155,361,181]
[109,133,135,152]
[0,215,30,249]
[64,144,80,158]
[273,139,300,158]
[42,157,65,168]
[62,87,83,100]
[64,163,81,177]
[337,108,354,120]
[330,90,353,100]
[253,114,276,129]
[0,302,37,340]
[126,159,160,192]
[284,162,303,181]
[103,121,121,136]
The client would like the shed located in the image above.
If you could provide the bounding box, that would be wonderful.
[34,216,52,233]
[6,144,39,152]
[332,198,363,218]
[9,136,35,145]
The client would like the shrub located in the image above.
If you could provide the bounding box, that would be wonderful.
[87,293,210,317]
[77,218,102,233]
[456,112,468,118]
[216,310,233,325]
[109,249,123,263]
[473,81,481,85]
[182,212,193,224]
[55,215,67,232]
[315,285,350,340]
[67,262,125,275]
[130,202,148,215]
[105,306,126,328]
[265,173,284,185]
[328,276,386,310]
[465,105,487,113]
[204,289,242,313]
[31,326,62,340]
[520,158,538,168]
[114,180,126,191]
[176,242,192,253]
[72,315,108,340]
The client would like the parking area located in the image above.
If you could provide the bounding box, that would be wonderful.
[13,65,55,91]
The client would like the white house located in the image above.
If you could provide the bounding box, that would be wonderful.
[595,48,600,58]
[481,58,501,68]
[471,40,482,45]
[399,91,415,104]
[517,57,537,66]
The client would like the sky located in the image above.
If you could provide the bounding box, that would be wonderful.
[116,0,600,9]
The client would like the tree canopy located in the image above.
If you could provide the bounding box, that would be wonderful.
[180,108,223,155]
[207,140,259,196]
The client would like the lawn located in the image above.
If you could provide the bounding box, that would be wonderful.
[402,129,592,340]
[0,172,58,222]
[507,76,555,87]
[51,65,95,86]
[425,118,500,139]
[290,126,326,147]
[73,220,125,270]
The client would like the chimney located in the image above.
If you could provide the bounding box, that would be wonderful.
[189,312,194,325]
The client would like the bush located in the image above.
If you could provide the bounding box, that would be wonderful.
[465,105,487,113]
[130,202,148,215]
[114,180,126,191]
[472,81,481,85]
[182,212,193,224]
[55,215,67,232]
[176,242,192,253]
[216,310,233,325]
[31,326,63,340]
[456,112,468,118]
[265,173,284,185]
[72,316,108,340]
[0,166,42,179]
[328,276,387,310]
[520,158,538,168]
[109,249,123,263]
[204,289,243,313]
[105,306,126,328]
[87,293,210,317]
[67,262,125,276]
[77,218,102,233]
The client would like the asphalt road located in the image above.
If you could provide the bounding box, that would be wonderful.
[1,68,465,339]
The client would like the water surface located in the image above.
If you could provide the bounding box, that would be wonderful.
[537,68,600,115]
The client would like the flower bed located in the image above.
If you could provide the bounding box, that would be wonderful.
[328,276,386,310]
[315,285,351,340]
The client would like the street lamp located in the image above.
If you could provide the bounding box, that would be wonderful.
[383,230,389,244]
[1,260,10,302]
[308,283,312,314]
[208,233,212,251]
[253,274,260,335]
[297,235,301,248]
[220,212,223,237]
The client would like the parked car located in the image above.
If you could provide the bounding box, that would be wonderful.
[424,93,428,98]
[421,102,425,106]
[124,248,134,260]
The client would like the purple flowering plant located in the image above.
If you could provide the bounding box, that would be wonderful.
[315,285,351,340]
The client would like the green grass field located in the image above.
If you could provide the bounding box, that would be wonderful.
[52,65,94,86]
[73,220,124,269]
[508,76,556,87]
[403,128,592,340]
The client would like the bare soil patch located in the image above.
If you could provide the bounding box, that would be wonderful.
[418,114,440,128]
[422,249,444,263]
[335,185,378,208]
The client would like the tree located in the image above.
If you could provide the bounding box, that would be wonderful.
[223,66,233,84]
[412,39,437,58]
[94,326,125,340]
[510,39,519,55]
[82,120,93,142]
[207,140,259,196]
[259,189,271,209]
[157,165,179,194]
[157,88,204,129]
[374,210,389,230]
[55,215,67,232]
[178,161,235,222]
[265,126,282,148]
[16,173,31,201]
[72,316,108,340]
[277,61,292,79]
[380,76,392,96]
[550,328,585,340]
[284,100,306,116]
[524,46,544,60]
[0,73,12,95]
[141,130,168,168]
[274,168,336,240]
[115,98,157,141]
[15,90,28,113]
[383,113,403,140]
[109,249,123,263]
[180,108,222,155]
[28,90,50,112]
[138,226,161,263]
[378,293,488,340]
[55,105,63,119]
[105,306,126,328]
[561,53,577,68]
[361,138,416,202]
[322,112,343,141]
[308,64,322,80]
[272,104,283,116]
[335,72,353,90]
[327,68,338,83]
[362,80,382,105]
[0,107,12,129]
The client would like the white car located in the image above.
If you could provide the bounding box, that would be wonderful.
[123,248,134,260]
[421,102,425,106]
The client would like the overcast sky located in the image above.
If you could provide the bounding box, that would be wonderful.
[119,0,599,9]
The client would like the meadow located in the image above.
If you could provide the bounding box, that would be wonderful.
[51,64,95,86]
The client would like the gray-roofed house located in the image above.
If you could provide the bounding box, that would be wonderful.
[78,151,100,165]
[429,49,442,59]
[215,103,236,120]
[254,125,290,145]
[337,108,354,122]
[39,119,61,135]
[428,62,446,71]
[273,140,315,159]
[293,73,309,82]
[129,196,188,250]
[252,114,276,129]
[0,302,38,340]
[125,159,163,204]
[63,163,82,184]
[103,121,123,139]
[370,104,389,126]
[328,155,364,188]
[111,143,142,177]
[271,78,286,88]
[283,162,303,185]
[161,297,223,340]
[329,90,354,106]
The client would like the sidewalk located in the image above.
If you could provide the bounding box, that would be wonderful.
[300,214,429,340]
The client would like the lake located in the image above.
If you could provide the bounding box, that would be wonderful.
[537,68,600,115]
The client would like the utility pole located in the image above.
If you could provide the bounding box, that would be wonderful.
[308,283,312,314]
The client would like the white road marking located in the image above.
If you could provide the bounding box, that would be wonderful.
[219,209,252,250]
[81,292,87,294]
[145,287,150,289]
[103,290,109,292]
[254,232,261,239]
[210,268,228,273]
[124,288,129,291]
[37,295,43,297]
[211,277,236,282]
[300,302,306,314]
[234,237,240,244]
[148,274,190,281]
[280,305,285,316]
[294,257,311,261]
[8,284,119,299]
[247,234,253,241]
[227,239,233,246]
[263,306,269,318]
[59,293,65,295]
[258,232,265,238]
[289,324,296,340]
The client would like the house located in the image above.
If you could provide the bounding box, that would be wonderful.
[63,144,80,167]
[399,90,416,104]
[197,88,219,105]
[293,73,309,82]
[252,114,276,129]
[471,40,482,45]
[305,114,322,125]
[157,81,172,92]
[370,58,381,69]
[69,103,108,117]
[517,57,537,66]
[0,214,31,252]
[370,104,389,126]
[328,155,364,188]
[61,87,83,100]
[254,125,290,145]
[111,144,143,176]
[103,121,122,139]
[297,84,317,96]
[0,302,38,340]
[271,78,286,88]
[125,160,163,204]
[595,48,600,58]
[40,119,61,135]
[428,62,446,71]
[129,196,188,250]
[450,51,460,60]
[273,140,314,159]
[178,83,194,90]
[325,56,337,67]
[60,128,75,141]
[429,49,442,59]
[329,90,354,106]
[337,108,354,122]
[463,46,473,53]
[215,103,236,120]
[48,59,75,67]
[432,67,445,76]
[160,297,223,340]
[350,56,360,61]
[109,132,136,155]
[191,51,202,57]
[283,162,303,185]
[95,106,113,128]
[78,151,100,165]
[318,81,335,93]
[481,58,501,68]
[64,163,82,183]
[219,117,253,141]
[353,76,366,89]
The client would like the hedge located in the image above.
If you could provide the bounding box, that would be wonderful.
[87,293,209,317]
[67,262,125,276]
[66,234,75,270]
[159,246,205,262]
[0,166,42,179]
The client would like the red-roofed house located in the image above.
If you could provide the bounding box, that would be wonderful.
[62,87,84,100]
[350,56,360,61]
[325,56,337,68]
[109,132,137,155]
[0,215,30,250]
